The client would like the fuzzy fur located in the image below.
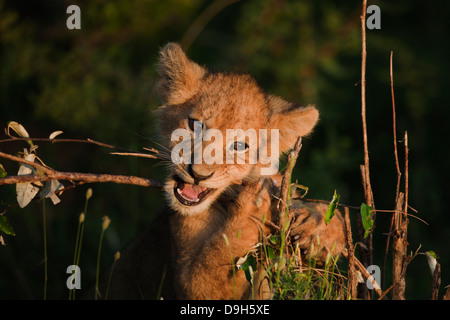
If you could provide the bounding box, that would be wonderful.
[85,43,344,300]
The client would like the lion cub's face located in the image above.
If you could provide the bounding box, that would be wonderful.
[156,43,319,215]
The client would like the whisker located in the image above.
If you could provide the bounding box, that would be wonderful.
[153,160,173,168]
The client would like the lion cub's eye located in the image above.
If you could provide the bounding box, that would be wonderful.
[233,141,249,152]
[187,118,203,131]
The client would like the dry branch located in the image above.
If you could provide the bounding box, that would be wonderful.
[0,150,163,189]
[0,172,163,189]
[391,132,410,300]
[443,285,450,300]
[382,51,401,290]
[360,0,374,210]
[342,249,383,298]
[392,192,407,299]
[343,207,357,299]
[356,0,378,301]
[431,262,441,300]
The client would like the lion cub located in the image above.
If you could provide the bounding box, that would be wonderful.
[156,43,344,299]
[87,43,345,300]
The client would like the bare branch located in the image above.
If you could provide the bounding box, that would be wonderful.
[431,261,441,300]
[390,51,402,196]
[383,50,401,290]
[357,0,375,300]
[110,152,157,159]
[392,192,407,300]
[0,136,157,156]
[343,207,357,299]
[342,248,383,298]
[0,172,163,189]
[360,0,374,210]
[0,151,54,175]
[0,150,163,189]
[278,137,302,227]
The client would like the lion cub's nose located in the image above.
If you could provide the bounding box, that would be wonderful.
[188,164,215,182]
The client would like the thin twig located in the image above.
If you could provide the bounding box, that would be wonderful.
[0,136,161,158]
[360,0,374,211]
[276,137,302,261]
[110,152,157,159]
[278,137,302,227]
[390,52,402,196]
[383,51,402,290]
[357,0,374,300]
[378,285,393,300]
[403,131,409,221]
[181,0,240,51]
[342,250,383,298]
[1,136,119,151]
[299,198,427,225]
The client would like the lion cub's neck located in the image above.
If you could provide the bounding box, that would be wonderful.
[169,201,227,255]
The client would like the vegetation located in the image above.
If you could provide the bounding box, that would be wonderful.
[0,0,449,299]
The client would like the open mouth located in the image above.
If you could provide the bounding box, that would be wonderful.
[173,177,214,206]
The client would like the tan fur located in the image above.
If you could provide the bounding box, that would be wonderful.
[84,43,344,300]
[156,43,344,299]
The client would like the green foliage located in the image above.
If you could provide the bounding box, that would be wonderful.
[263,247,346,300]
[274,265,346,300]
[0,163,7,178]
[360,203,374,238]
[325,190,340,225]
[240,254,257,283]
[0,215,15,236]
[427,250,439,260]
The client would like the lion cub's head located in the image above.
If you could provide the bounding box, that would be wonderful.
[156,43,319,215]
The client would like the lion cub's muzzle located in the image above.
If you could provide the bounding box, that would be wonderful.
[174,179,215,206]
[173,165,216,206]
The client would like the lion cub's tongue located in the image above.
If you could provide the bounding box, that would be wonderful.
[180,182,207,200]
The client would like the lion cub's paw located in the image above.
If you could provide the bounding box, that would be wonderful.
[233,178,273,219]
[289,201,345,262]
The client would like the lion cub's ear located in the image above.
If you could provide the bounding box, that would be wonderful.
[268,95,319,153]
[157,43,206,105]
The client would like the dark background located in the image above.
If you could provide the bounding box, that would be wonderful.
[0,0,449,299]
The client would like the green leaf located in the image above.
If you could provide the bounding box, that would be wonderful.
[269,235,279,245]
[0,215,16,236]
[425,251,439,275]
[426,250,439,259]
[325,190,340,225]
[267,246,277,260]
[240,254,257,283]
[360,203,374,238]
